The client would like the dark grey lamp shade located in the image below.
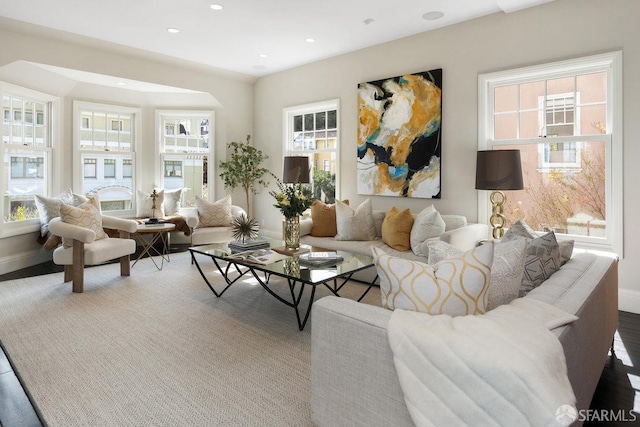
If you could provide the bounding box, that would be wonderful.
[283,156,310,183]
[475,150,524,191]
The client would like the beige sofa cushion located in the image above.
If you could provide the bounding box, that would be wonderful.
[335,199,376,241]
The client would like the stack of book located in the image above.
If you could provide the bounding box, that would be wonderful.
[299,251,343,267]
[228,238,270,253]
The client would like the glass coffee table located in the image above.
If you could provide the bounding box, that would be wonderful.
[189,238,377,331]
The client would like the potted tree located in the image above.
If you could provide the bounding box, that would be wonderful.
[219,135,269,216]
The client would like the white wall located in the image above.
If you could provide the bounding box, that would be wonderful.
[252,0,640,311]
[0,21,254,274]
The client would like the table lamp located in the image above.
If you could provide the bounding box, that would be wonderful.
[475,149,524,239]
[283,156,310,184]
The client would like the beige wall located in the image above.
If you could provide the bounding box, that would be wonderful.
[0,21,254,273]
[253,0,640,311]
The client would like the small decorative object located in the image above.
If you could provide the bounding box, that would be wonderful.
[230,214,260,244]
[270,171,314,251]
[145,190,161,224]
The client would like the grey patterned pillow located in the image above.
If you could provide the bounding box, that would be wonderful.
[504,231,562,296]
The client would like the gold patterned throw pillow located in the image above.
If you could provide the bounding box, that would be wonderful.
[372,242,494,316]
[59,196,108,248]
[381,207,414,251]
[195,194,233,227]
[310,199,348,237]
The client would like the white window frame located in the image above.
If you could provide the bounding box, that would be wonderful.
[155,110,214,203]
[0,82,59,237]
[478,51,623,255]
[73,101,140,217]
[283,99,340,202]
[538,92,581,169]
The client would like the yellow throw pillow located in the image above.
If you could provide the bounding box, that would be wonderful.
[381,207,414,251]
[196,194,233,227]
[372,242,494,316]
[59,196,108,248]
[310,199,348,237]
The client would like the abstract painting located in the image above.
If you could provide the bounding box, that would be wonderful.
[357,68,442,198]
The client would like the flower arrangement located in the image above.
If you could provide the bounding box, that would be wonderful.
[269,174,314,218]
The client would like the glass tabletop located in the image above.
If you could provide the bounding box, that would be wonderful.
[189,237,374,285]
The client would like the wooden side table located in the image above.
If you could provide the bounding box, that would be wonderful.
[133,223,176,270]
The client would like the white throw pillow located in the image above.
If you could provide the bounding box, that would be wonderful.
[410,205,446,256]
[372,242,494,316]
[428,239,527,310]
[159,187,183,216]
[335,199,376,241]
[34,190,88,237]
[59,196,108,248]
[136,189,164,218]
[195,194,233,227]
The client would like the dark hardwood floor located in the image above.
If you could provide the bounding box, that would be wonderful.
[0,258,638,426]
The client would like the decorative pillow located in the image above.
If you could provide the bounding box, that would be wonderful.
[410,205,446,256]
[196,194,233,227]
[136,189,164,218]
[372,242,494,316]
[160,188,183,216]
[34,190,88,237]
[58,188,89,206]
[503,218,536,240]
[34,194,65,237]
[503,231,562,296]
[59,196,108,248]
[559,240,574,266]
[428,239,527,311]
[310,200,348,237]
[335,199,376,241]
[381,207,414,251]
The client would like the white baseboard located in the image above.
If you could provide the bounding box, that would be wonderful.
[618,288,640,315]
[0,250,52,277]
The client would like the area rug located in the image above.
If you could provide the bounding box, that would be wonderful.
[0,251,379,426]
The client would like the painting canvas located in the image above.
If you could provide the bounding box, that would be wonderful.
[357,68,442,198]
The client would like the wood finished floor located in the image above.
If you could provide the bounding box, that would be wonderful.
[0,256,638,426]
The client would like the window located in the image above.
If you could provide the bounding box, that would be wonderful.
[104,158,116,178]
[123,159,132,178]
[74,101,139,214]
[1,84,55,231]
[157,111,213,206]
[164,160,182,177]
[84,158,97,178]
[284,99,339,203]
[478,51,622,254]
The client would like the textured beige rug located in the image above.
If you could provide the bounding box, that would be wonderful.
[0,251,380,426]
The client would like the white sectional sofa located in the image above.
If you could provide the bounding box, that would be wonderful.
[310,252,619,426]
[300,210,488,262]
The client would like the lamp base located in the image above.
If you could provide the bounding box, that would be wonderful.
[489,190,507,239]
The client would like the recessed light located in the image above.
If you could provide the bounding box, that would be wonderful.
[210,4,223,10]
[363,18,375,25]
[422,11,444,20]
[252,65,266,70]
[305,38,315,43]
[167,28,180,33]
[259,54,268,58]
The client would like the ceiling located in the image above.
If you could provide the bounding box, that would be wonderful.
[0,0,554,79]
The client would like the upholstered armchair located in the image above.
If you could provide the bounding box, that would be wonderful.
[48,215,138,293]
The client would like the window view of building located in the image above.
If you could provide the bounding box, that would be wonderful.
[1,89,53,224]
[158,112,212,206]
[480,52,621,252]
[285,100,339,203]
[75,102,138,212]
